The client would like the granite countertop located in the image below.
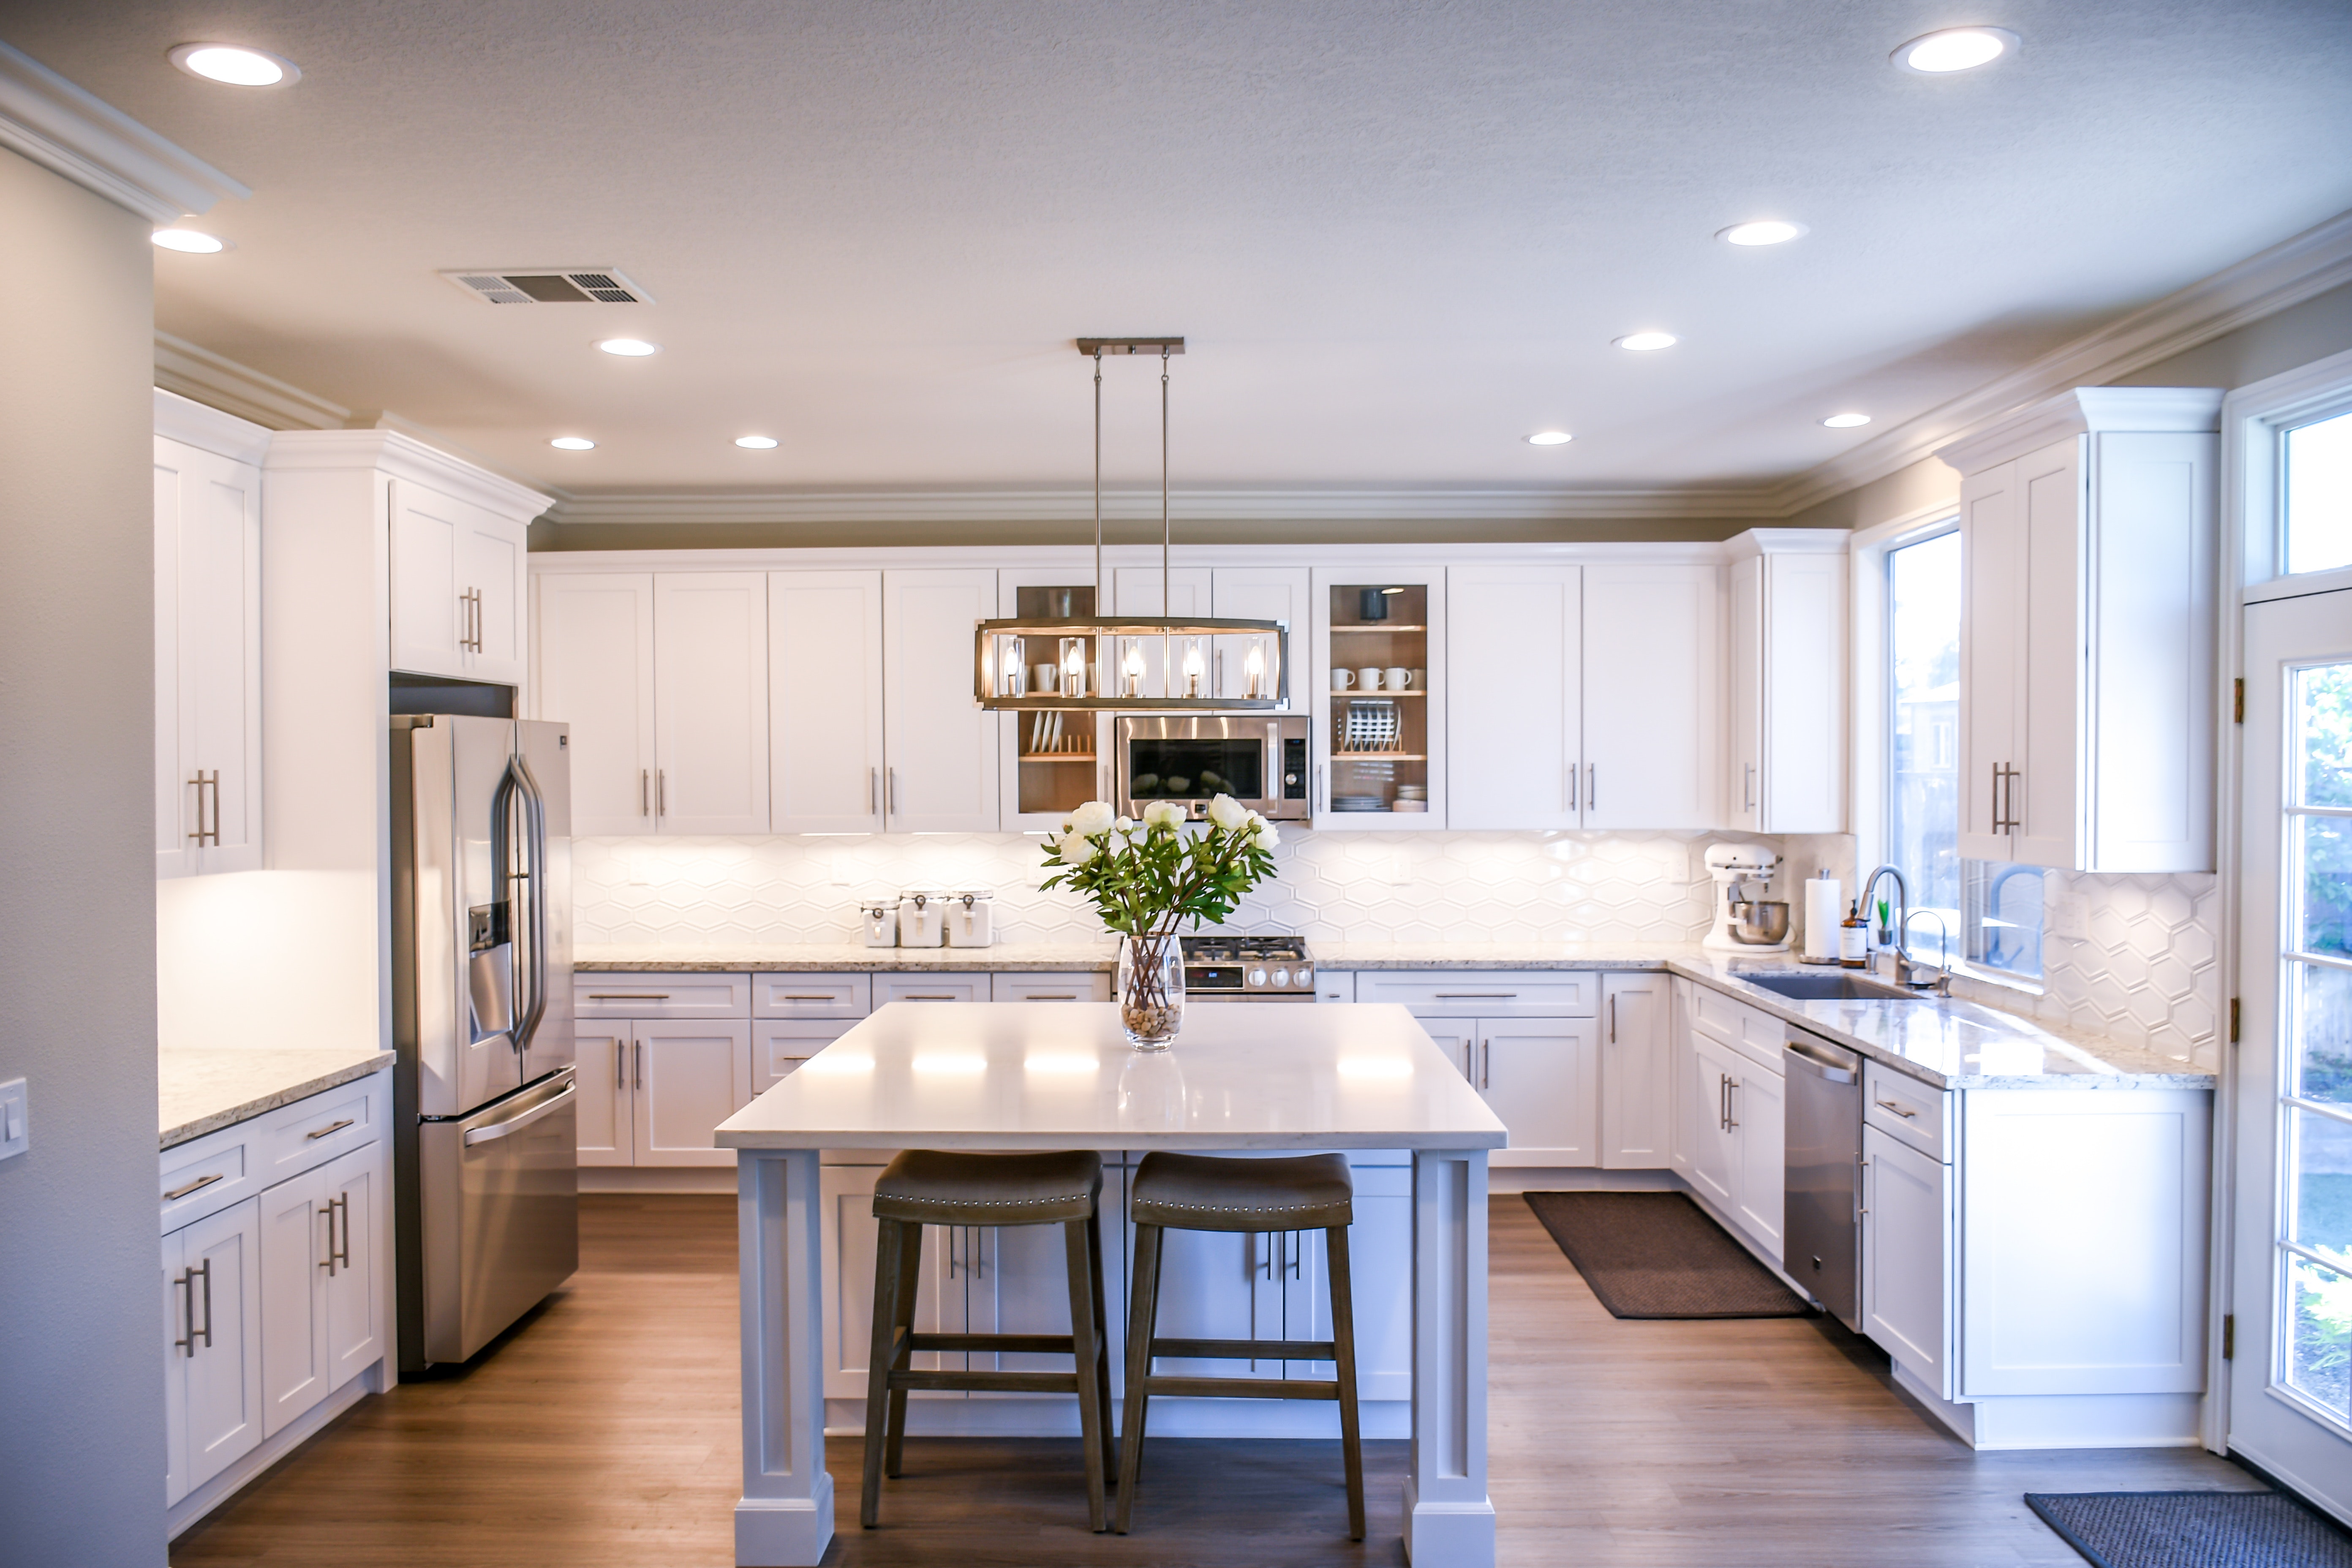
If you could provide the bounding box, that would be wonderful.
[574,942,1120,973]
[1316,940,1708,970]
[160,1048,395,1150]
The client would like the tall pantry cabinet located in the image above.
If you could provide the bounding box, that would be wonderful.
[1940,387,2223,872]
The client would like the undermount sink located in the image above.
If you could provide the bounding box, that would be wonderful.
[1739,972,1927,1002]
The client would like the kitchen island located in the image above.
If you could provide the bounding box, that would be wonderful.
[716,1000,1508,1568]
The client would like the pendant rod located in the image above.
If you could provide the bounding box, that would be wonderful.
[1161,346,1171,626]
[1093,347,1104,610]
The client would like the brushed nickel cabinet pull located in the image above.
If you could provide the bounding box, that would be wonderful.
[641,769,650,817]
[164,1172,225,1202]
[868,766,878,815]
[616,1038,628,1091]
[588,993,672,1000]
[1726,1077,1740,1130]
[318,1200,338,1274]
[634,1040,644,1091]
[1874,1097,1919,1119]
[305,1118,355,1141]
[333,1193,351,1271]
[656,770,666,818]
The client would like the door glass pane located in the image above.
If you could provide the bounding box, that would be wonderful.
[2295,962,2352,1109]
[2286,1253,2352,1420]
[2299,663,2352,808]
[2299,817,2352,958]
[2292,1105,2352,1260]
[1889,532,1960,919]
[2285,409,2352,577]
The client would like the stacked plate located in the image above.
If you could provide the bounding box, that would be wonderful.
[1332,795,1388,812]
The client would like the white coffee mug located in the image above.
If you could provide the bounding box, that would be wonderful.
[1383,666,1413,690]
[1331,669,1356,691]
[1032,663,1059,694]
[1358,666,1383,691]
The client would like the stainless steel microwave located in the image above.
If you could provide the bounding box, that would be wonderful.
[1114,714,1311,822]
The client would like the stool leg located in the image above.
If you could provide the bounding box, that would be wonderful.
[1113,1222,1165,1534]
[884,1217,924,1478]
[1086,1209,1116,1486]
[861,1217,907,1528]
[1326,1224,1366,1541]
[1061,1218,1110,1532]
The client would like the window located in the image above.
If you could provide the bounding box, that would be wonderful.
[1885,526,2043,980]
[2286,407,2352,575]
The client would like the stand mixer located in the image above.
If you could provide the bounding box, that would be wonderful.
[1703,844,1790,953]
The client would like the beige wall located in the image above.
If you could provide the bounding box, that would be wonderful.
[2115,277,2352,392]
[0,149,168,1563]
[1782,453,1962,534]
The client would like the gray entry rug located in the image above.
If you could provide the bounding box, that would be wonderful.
[2025,1490,2352,1568]
[1521,1191,1810,1319]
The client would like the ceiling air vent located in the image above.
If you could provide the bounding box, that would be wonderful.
[439,268,655,305]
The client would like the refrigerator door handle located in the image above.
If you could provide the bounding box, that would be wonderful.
[501,751,550,1059]
[462,1082,577,1147]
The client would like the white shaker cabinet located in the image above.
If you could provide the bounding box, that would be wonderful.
[1311,565,1448,828]
[653,573,771,833]
[884,569,1001,831]
[256,1142,381,1438]
[153,396,266,878]
[1862,1124,1951,1387]
[388,479,531,686]
[1582,562,1722,830]
[1448,566,1581,830]
[1599,971,1671,1168]
[163,1198,264,1505]
[576,1019,754,1168]
[1942,387,2221,871]
[1724,534,1846,834]
[1476,1019,1599,1165]
[533,572,657,834]
[770,570,885,833]
[1673,977,1787,1262]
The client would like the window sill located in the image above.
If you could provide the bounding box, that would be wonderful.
[1940,959,2045,999]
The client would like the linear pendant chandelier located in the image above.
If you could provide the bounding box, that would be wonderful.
[972,337,1288,711]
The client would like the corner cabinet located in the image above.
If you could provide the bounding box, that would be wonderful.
[1941,387,2222,872]
[1725,534,1846,834]
[1312,566,1447,828]
[154,392,266,877]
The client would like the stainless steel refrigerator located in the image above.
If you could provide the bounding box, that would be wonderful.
[391,715,577,1372]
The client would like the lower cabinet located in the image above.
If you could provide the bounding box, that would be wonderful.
[1426,1015,1600,1165]
[1599,972,1671,1167]
[257,1143,381,1437]
[575,1018,754,1168]
[163,1199,264,1505]
[1671,977,1786,1263]
[1862,1124,1950,1386]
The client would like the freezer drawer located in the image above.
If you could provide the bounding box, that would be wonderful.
[418,1068,579,1366]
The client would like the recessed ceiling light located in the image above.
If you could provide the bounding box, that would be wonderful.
[1614,331,1679,352]
[1821,413,1873,429]
[151,229,227,253]
[1526,431,1573,446]
[549,436,596,451]
[734,436,779,449]
[1892,26,2018,74]
[596,338,659,357]
[168,43,300,87]
[1718,219,1808,247]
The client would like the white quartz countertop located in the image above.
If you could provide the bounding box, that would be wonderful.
[160,1047,395,1150]
[576,942,1119,973]
[718,1002,1508,1151]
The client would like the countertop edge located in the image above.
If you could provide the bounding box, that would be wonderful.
[161,1052,395,1150]
[719,1133,1510,1151]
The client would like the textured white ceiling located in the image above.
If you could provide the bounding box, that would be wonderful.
[7,0,2351,504]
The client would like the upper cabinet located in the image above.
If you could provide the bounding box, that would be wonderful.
[882,569,1000,832]
[388,479,536,687]
[1724,534,1847,835]
[1582,562,1723,830]
[1312,566,1447,828]
[771,570,886,833]
[1941,387,2222,872]
[154,392,267,878]
[1449,565,1581,830]
[996,567,1108,830]
[534,573,657,835]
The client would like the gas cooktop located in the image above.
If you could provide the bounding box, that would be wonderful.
[1180,935,1316,999]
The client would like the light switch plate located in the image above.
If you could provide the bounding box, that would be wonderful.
[0,1077,26,1160]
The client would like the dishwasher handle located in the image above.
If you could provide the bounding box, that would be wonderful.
[1783,1037,1857,1083]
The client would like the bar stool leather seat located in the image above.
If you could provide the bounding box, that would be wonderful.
[1128,1150,1353,1232]
[873,1147,1103,1225]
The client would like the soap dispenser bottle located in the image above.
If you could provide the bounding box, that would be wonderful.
[1839,900,1868,969]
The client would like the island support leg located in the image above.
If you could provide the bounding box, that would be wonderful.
[1407,1147,1494,1566]
[736,1149,834,1566]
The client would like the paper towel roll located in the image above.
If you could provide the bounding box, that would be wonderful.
[1804,876,1843,963]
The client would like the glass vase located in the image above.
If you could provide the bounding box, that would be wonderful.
[1116,934,1185,1050]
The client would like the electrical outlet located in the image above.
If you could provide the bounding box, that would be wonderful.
[2047,889,2089,943]
[0,1077,26,1160]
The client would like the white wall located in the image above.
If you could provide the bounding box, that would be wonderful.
[0,145,170,1564]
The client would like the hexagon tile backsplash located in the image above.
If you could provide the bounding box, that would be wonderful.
[573,833,2224,1070]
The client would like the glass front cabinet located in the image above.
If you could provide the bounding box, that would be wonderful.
[1310,565,1446,829]
[996,568,1113,830]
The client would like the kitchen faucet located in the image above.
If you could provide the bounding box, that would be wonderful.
[1856,863,1946,993]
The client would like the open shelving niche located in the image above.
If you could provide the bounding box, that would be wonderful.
[1325,583,1430,817]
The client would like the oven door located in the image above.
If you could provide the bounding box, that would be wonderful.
[1118,716,1307,821]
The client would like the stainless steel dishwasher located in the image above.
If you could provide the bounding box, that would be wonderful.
[1783,1027,1863,1329]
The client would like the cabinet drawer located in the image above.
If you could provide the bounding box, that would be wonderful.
[1315,971,1356,1004]
[1865,1063,1950,1162]
[991,972,1111,1003]
[1353,970,1597,1017]
[1689,982,1786,1073]
[874,974,989,1006]
[160,1127,259,1234]
[574,973,750,1018]
[252,1073,385,1187]
[751,972,872,1019]
[754,1018,862,1093]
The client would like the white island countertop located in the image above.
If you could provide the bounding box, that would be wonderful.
[717,1001,1507,1152]
[577,941,1119,973]
[161,1046,394,1149]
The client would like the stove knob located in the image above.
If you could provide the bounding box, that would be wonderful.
[1272,968,1290,988]
[1297,964,1313,986]
[1247,968,1268,988]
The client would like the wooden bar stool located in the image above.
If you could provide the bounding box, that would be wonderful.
[1116,1150,1364,1538]
[861,1148,1116,1532]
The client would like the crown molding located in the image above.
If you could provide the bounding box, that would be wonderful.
[1765,206,2352,515]
[538,483,1786,527]
[153,387,272,464]
[263,429,552,522]
[154,332,350,431]
[1935,385,2225,477]
[0,42,248,223]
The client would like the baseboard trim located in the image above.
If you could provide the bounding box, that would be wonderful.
[579,1166,739,1193]
[1486,1166,1682,1195]
[168,1362,379,1539]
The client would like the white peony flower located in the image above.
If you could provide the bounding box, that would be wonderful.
[1066,800,1115,836]
[1206,793,1248,831]
[1114,816,1133,834]
[1058,830,1100,865]
[1142,800,1185,831]
[1253,818,1281,850]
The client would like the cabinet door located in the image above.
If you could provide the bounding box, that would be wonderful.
[1687,1035,1741,1208]
[1419,1015,1478,1084]
[752,1018,859,1094]
[388,479,463,678]
[2015,437,2085,869]
[631,1019,753,1168]
[653,572,770,833]
[770,570,885,832]
[1861,1125,1950,1394]
[883,569,1000,831]
[819,1164,951,1400]
[163,1230,189,1505]
[1211,566,1309,703]
[1478,1019,1598,1167]
[1448,566,1580,829]
[1582,563,1721,829]
[1726,555,1763,834]
[317,1143,382,1390]
[1731,1065,1786,1260]
[455,508,527,685]
[1760,550,1848,833]
[177,1198,264,1492]
[154,437,263,877]
[1112,566,1214,698]
[1599,973,1671,1169]
[1958,459,2023,861]
[534,573,657,835]
[574,1027,633,1166]
[257,1166,329,1437]
[1310,566,1447,828]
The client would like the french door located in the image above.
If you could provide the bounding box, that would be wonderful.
[2231,585,2352,1519]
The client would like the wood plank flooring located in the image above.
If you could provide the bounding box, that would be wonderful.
[169,1192,2258,1566]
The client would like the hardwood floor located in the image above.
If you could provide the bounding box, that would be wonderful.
[171,1192,2256,1566]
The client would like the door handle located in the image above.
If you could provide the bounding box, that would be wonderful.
[1587,763,1596,814]
[1609,994,1617,1043]
[1874,1097,1919,1119]
[1568,762,1578,812]
[642,769,650,818]
[336,1192,352,1271]
[1744,762,1756,814]
[616,1039,628,1091]
[656,770,666,819]
[318,1198,340,1275]
[634,1041,643,1090]
[887,768,898,817]
[163,1172,225,1202]
[1725,1077,1740,1130]
[1479,1038,1490,1091]
[868,766,878,815]
[304,1118,355,1141]
[463,1083,578,1146]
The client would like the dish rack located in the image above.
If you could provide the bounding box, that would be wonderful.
[1334,697,1404,754]
[1022,710,1093,760]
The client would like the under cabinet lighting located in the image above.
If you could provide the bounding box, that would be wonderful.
[734,436,779,449]
[1893,27,2018,73]
[596,338,659,357]
[1615,332,1679,352]
[169,43,300,87]
[549,436,596,451]
[1821,413,1873,429]
[1718,220,1808,247]
[152,229,227,253]
[1526,431,1573,446]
